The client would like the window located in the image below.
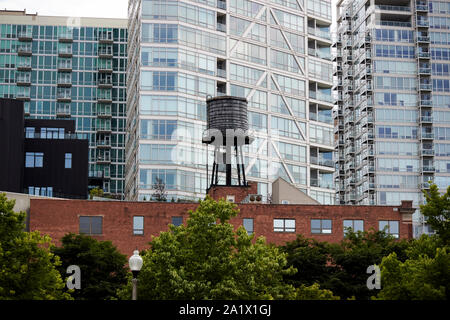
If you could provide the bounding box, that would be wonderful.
[172,216,183,227]
[379,220,399,238]
[343,220,364,236]
[311,219,332,234]
[79,216,103,235]
[226,195,235,203]
[65,153,72,169]
[274,219,296,233]
[25,152,44,168]
[133,216,144,235]
[243,218,254,235]
[25,127,35,138]
[281,200,290,204]
[28,186,53,197]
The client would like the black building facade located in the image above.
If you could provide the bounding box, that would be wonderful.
[0,99,89,199]
[0,99,24,193]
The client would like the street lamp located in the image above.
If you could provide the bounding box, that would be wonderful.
[129,250,143,300]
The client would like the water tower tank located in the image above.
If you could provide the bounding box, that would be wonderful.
[206,96,248,136]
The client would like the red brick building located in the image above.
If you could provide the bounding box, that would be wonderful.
[28,184,415,255]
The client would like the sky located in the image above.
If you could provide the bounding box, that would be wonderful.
[0,0,128,18]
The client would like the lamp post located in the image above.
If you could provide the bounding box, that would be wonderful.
[129,250,143,300]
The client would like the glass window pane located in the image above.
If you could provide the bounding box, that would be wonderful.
[243,218,254,234]
[90,217,102,235]
[79,217,91,234]
[172,216,183,227]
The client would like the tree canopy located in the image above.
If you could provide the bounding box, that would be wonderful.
[118,196,297,300]
[52,233,128,300]
[0,193,70,300]
[420,184,450,245]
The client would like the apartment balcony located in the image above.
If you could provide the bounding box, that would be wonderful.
[420,99,432,107]
[16,74,31,86]
[309,91,334,104]
[417,51,430,59]
[96,155,111,164]
[16,91,31,101]
[96,106,112,118]
[419,67,431,75]
[98,62,113,73]
[310,156,335,168]
[57,76,72,88]
[217,0,226,10]
[17,60,32,71]
[98,31,114,44]
[308,27,332,41]
[419,132,434,140]
[216,23,226,33]
[89,170,105,180]
[417,35,430,45]
[420,166,435,173]
[420,182,432,189]
[58,46,73,57]
[419,83,432,91]
[97,94,112,104]
[98,46,113,58]
[57,91,72,102]
[379,21,412,28]
[375,5,411,12]
[96,139,112,149]
[98,77,113,88]
[217,68,226,79]
[58,32,73,43]
[416,3,429,12]
[417,19,429,27]
[58,61,72,72]
[419,115,433,123]
[96,124,112,134]
[56,105,71,118]
[18,30,33,41]
[310,179,334,189]
[17,45,32,56]
[420,148,435,156]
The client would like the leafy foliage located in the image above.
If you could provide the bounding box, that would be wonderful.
[282,229,410,300]
[0,193,71,300]
[52,233,128,300]
[376,235,450,300]
[118,197,296,300]
[420,184,450,245]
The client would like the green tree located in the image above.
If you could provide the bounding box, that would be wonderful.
[420,184,450,245]
[0,193,71,300]
[281,229,410,300]
[89,187,104,200]
[52,233,128,300]
[294,283,340,300]
[376,235,449,300]
[326,229,410,300]
[118,197,296,300]
[281,235,332,287]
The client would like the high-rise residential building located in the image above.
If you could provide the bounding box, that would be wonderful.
[126,0,335,203]
[0,10,127,199]
[333,0,450,236]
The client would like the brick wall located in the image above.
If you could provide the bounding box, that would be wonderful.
[29,198,414,256]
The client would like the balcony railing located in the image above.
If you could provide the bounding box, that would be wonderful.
[417,20,429,27]
[375,5,411,12]
[217,0,226,10]
[308,27,331,40]
[379,21,412,27]
[216,23,226,33]
[310,91,334,104]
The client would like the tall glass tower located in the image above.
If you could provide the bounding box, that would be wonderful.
[0,10,128,199]
[333,0,450,236]
[126,0,335,203]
